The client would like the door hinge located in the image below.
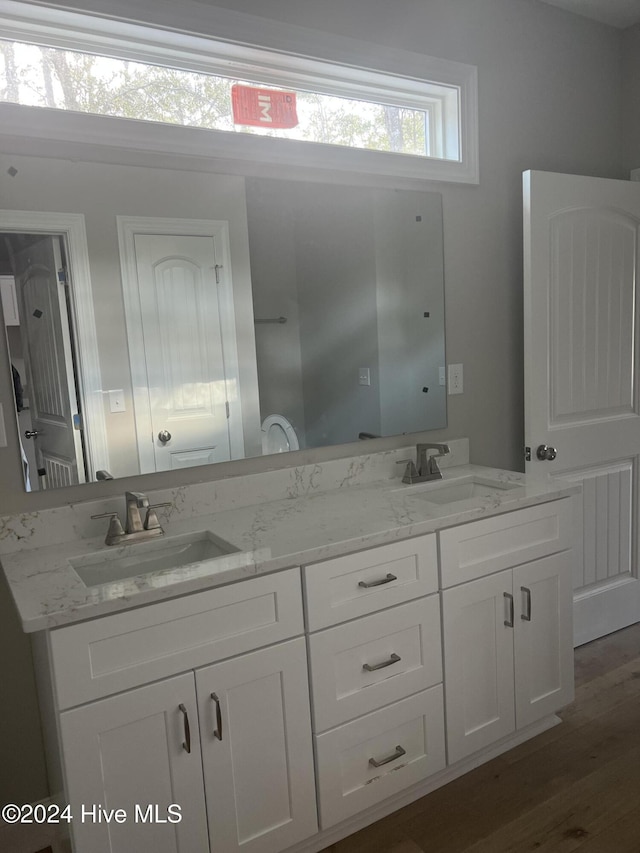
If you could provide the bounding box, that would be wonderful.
[58,267,68,285]
[72,413,83,431]
[225,401,230,419]
[524,446,531,462]
[214,264,224,284]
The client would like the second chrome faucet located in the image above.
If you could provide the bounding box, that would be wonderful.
[398,443,450,484]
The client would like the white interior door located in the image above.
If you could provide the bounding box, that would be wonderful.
[524,170,640,646]
[12,235,86,488]
[132,232,241,472]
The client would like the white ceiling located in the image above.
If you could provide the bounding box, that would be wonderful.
[539,0,640,28]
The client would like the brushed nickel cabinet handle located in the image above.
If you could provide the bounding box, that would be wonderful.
[504,592,514,628]
[358,573,397,589]
[369,745,406,768]
[211,692,223,741]
[178,704,191,753]
[363,653,401,672]
[521,586,532,622]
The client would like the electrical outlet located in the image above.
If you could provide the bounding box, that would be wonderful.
[358,367,371,387]
[448,363,463,395]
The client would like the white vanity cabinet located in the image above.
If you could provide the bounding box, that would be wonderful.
[440,500,575,764]
[303,535,447,830]
[30,491,576,853]
[45,568,318,853]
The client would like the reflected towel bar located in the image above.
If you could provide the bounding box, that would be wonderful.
[254,316,287,324]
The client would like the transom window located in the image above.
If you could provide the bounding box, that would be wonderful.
[1,40,454,160]
[0,3,478,183]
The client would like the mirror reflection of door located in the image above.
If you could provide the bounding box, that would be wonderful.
[1,233,87,490]
[130,231,242,473]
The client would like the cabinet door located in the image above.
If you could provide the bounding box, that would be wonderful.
[196,638,317,853]
[514,551,575,728]
[442,570,516,764]
[59,673,209,853]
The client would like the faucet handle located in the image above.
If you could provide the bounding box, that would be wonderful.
[91,512,125,545]
[144,502,172,531]
[396,459,420,484]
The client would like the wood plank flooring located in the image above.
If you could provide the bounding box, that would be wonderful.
[322,622,640,853]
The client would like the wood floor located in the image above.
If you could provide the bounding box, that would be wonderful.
[322,622,640,853]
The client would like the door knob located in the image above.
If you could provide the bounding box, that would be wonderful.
[536,444,557,461]
[24,430,39,439]
[158,430,172,443]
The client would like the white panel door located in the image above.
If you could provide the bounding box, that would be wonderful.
[59,673,209,853]
[133,233,236,472]
[524,170,640,644]
[513,552,575,729]
[196,638,317,853]
[442,570,516,765]
[12,236,85,487]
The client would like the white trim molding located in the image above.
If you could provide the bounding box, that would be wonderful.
[0,209,110,481]
[0,0,479,185]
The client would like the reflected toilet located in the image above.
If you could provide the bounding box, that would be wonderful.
[261,414,299,454]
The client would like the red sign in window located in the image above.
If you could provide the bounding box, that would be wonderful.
[231,84,299,129]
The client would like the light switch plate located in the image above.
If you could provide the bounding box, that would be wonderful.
[448,363,463,395]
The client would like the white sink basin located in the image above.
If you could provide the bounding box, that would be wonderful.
[400,475,522,505]
[70,530,240,587]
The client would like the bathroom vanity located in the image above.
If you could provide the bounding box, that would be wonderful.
[0,442,580,853]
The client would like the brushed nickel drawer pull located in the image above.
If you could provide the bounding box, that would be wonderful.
[211,692,223,741]
[358,573,397,589]
[363,653,401,672]
[504,591,514,628]
[369,745,406,768]
[521,586,532,621]
[178,703,191,754]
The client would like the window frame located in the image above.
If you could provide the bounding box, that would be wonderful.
[0,0,479,184]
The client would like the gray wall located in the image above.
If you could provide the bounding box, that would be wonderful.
[0,0,630,806]
[622,24,640,173]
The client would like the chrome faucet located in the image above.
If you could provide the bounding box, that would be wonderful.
[417,443,450,480]
[125,491,150,534]
[398,443,451,484]
[92,492,172,545]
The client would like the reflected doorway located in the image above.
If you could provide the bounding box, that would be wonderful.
[1,232,87,490]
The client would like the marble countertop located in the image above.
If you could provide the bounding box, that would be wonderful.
[1,463,580,632]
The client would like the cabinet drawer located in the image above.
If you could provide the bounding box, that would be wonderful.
[50,568,303,709]
[308,596,441,732]
[315,686,445,829]
[303,535,438,630]
[439,499,572,588]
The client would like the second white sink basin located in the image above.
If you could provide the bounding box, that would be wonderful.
[400,475,522,505]
[70,530,240,587]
